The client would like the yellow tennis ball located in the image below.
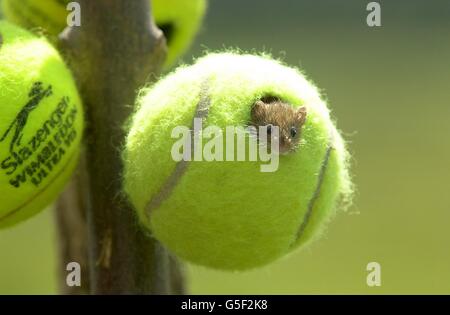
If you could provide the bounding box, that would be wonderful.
[1,0,68,36]
[123,52,353,270]
[1,0,208,68]
[152,0,207,67]
[0,21,84,228]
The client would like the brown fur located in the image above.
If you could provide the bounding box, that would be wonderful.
[250,97,307,154]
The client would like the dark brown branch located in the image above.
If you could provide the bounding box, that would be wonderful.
[56,0,184,294]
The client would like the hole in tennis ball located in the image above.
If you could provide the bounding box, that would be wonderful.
[158,23,175,45]
[259,95,281,104]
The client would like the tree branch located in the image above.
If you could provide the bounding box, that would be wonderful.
[55,0,184,294]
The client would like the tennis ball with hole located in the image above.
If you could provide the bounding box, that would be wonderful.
[152,0,207,68]
[123,52,353,270]
[0,21,84,228]
[1,0,207,68]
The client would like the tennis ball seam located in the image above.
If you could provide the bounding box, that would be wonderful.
[292,132,335,246]
[0,148,79,223]
[144,79,211,219]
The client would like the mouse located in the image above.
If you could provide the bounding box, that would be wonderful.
[249,96,307,155]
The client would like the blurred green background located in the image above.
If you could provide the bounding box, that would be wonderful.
[1,0,450,294]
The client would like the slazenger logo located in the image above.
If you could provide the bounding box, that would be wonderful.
[0,81,79,189]
[0,82,53,152]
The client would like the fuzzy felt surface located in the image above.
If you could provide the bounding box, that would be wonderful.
[1,0,207,68]
[0,21,84,228]
[123,52,352,270]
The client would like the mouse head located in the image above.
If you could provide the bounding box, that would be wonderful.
[250,96,307,154]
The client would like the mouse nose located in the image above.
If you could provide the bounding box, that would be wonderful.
[283,135,291,144]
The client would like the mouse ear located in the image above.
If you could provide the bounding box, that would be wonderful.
[251,100,267,120]
[296,106,307,124]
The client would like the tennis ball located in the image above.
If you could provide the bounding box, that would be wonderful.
[123,52,353,270]
[152,0,207,68]
[0,21,84,228]
[1,0,207,68]
[1,0,69,36]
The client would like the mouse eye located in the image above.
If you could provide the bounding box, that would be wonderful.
[290,127,297,138]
